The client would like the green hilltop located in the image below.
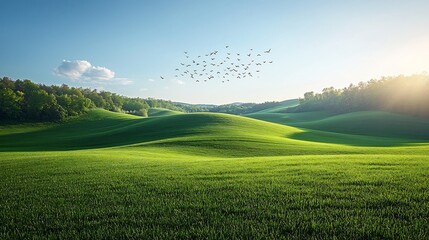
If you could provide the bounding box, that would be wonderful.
[147,107,183,117]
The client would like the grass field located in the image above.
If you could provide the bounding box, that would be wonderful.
[1,108,429,239]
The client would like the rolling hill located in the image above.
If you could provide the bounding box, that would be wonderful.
[147,108,182,117]
[1,109,428,154]
[248,99,300,114]
[1,108,429,239]
[0,109,330,155]
[247,108,429,140]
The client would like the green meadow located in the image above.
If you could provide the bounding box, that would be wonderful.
[1,107,429,239]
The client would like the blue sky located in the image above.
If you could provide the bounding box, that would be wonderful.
[1,0,429,104]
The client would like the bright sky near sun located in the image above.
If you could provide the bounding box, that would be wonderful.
[1,0,429,104]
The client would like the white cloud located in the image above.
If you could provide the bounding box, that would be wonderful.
[82,66,115,80]
[148,78,155,82]
[54,60,131,85]
[140,88,148,91]
[55,60,92,80]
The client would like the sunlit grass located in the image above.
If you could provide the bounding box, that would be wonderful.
[1,150,428,239]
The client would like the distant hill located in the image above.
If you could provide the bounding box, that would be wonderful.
[249,99,300,114]
[247,110,429,140]
[208,99,299,115]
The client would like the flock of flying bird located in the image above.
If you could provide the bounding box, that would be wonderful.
[160,46,273,83]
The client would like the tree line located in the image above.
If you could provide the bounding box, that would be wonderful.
[0,77,209,121]
[286,74,429,117]
[3,74,426,122]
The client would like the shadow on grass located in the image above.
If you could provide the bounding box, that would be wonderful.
[289,129,424,147]
[0,117,206,152]
[1,111,427,153]
[0,113,271,153]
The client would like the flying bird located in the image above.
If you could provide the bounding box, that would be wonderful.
[172,47,273,84]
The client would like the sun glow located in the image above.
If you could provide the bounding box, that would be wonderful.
[382,74,429,116]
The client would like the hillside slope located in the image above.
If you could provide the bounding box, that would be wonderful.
[248,110,429,140]
[148,108,182,117]
[248,99,300,114]
[1,109,428,156]
[1,109,297,151]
